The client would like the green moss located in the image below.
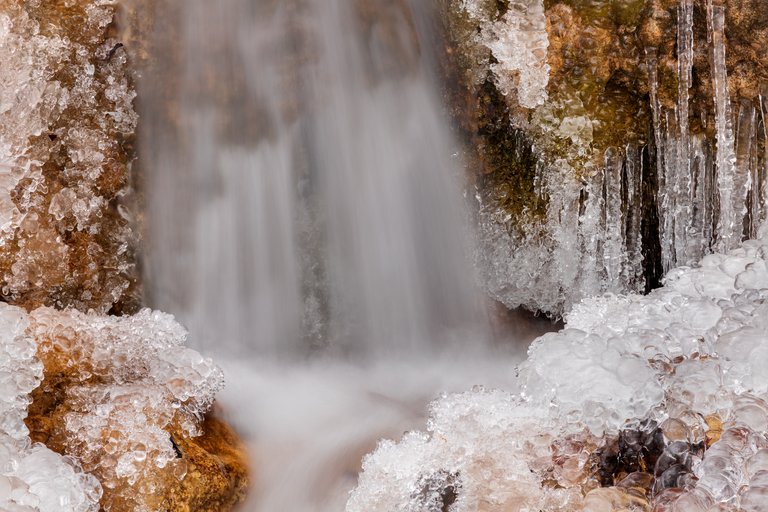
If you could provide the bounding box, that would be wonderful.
[610,0,646,27]
[544,0,613,28]
[591,77,650,150]
[476,80,547,222]
[544,0,645,27]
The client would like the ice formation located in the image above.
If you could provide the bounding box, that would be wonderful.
[0,304,223,511]
[0,304,101,512]
[471,0,768,317]
[0,1,138,312]
[348,228,768,511]
[460,0,549,109]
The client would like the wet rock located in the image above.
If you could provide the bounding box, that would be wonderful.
[170,412,250,512]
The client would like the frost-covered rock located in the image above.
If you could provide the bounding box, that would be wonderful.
[0,0,139,313]
[0,303,246,511]
[348,230,768,511]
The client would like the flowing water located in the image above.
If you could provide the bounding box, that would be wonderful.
[139,0,546,509]
[142,0,488,357]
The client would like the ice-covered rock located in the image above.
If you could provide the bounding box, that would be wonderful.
[0,303,101,512]
[0,303,246,511]
[348,231,768,511]
[443,0,768,317]
[0,0,139,313]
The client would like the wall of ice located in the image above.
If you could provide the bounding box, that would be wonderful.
[348,228,768,511]
[0,2,138,313]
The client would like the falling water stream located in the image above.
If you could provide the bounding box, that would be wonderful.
[140,1,548,509]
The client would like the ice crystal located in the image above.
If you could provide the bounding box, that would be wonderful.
[349,228,768,511]
[0,303,101,512]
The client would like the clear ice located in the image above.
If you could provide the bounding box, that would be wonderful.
[349,228,768,511]
[460,0,550,109]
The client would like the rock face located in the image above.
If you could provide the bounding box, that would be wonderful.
[0,0,139,314]
[442,0,768,316]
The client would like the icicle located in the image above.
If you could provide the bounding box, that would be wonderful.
[646,48,664,181]
[758,93,768,233]
[734,99,756,238]
[646,48,675,272]
[533,141,546,203]
[602,147,625,292]
[675,0,694,264]
[711,6,738,251]
[689,134,712,261]
[661,109,678,271]
[578,167,603,299]
[623,143,644,291]
[546,160,583,309]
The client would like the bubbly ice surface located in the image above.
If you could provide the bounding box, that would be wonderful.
[349,229,768,511]
[0,304,224,511]
[460,0,550,109]
[0,303,100,512]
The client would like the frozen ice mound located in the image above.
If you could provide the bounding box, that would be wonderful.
[0,305,224,511]
[348,230,768,511]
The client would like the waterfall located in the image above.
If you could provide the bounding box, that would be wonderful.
[140,0,488,357]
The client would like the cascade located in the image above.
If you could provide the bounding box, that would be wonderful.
[138,2,518,510]
[141,0,488,357]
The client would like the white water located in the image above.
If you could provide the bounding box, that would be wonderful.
[142,0,488,357]
[139,0,539,509]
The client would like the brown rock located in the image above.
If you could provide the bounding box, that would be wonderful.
[168,412,250,512]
